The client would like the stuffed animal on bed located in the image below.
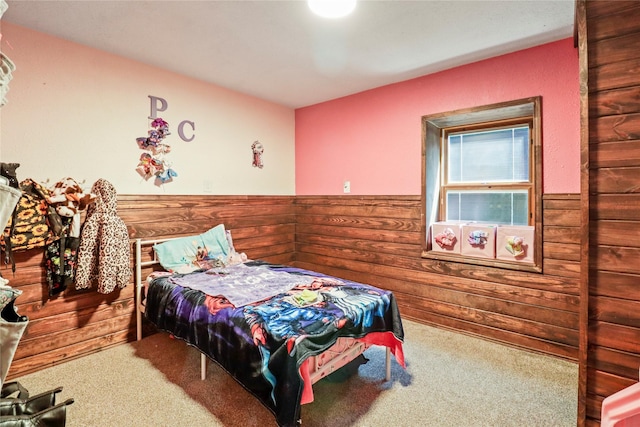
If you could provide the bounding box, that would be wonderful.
[226,251,248,266]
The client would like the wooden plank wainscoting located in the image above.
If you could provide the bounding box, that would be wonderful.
[294,194,580,361]
[584,1,640,425]
[5,193,579,381]
[4,195,295,380]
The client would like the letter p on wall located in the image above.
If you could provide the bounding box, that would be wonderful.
[147,95,196,142]
[148,95,168,120]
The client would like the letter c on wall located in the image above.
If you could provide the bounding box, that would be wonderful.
[178,120,195,142]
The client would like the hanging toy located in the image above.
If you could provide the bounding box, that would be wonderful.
[135,118,178,185]
[251,140,264,169]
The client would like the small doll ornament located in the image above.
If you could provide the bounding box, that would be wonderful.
[251,140,264,169]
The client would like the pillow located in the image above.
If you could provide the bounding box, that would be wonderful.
[153,224,231,273]
[223,229,251,265]
[225,230,236,253]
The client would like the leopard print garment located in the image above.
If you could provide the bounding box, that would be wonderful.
[75,179,131,294]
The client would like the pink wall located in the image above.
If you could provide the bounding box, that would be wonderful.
[295,38,580,195]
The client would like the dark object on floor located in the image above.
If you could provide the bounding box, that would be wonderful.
[0,383,28,401]
[0,387,63,416]
[323,354,369,383]
[0,385,73,427]
[0,397,74,427]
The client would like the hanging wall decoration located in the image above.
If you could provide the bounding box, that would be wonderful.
[251,140,264,169]
[0,0,14,108]
[0,51,15,108]
[135,117,178,186]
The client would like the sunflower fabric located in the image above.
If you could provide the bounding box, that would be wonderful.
[1,179,60,255]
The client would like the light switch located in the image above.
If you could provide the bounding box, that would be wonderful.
[343,180,351,193]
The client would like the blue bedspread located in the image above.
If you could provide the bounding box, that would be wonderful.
[144,261,405,427]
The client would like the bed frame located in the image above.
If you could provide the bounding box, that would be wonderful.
[134,238,392,385]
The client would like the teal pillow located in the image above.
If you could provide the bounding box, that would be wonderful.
[153,224,231,273]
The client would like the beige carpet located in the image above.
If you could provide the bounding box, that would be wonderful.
[13,319,578,427]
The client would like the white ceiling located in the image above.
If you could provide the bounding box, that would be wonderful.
[2,0,575,109]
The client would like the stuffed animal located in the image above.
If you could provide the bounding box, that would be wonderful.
[46,178,96,237]
[226,251,248,266]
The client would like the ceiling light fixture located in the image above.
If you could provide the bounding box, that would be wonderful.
[308,0,357,19]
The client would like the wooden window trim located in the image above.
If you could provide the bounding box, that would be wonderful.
[421,96,543,273]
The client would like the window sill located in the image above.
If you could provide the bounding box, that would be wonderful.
[421,250,542,273]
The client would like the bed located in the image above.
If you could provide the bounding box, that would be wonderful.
[134,225,405,427]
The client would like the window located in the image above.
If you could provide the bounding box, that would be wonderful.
[421,97,542,271]
[444,122,532,224]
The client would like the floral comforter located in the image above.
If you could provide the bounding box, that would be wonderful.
[144,261,405,427]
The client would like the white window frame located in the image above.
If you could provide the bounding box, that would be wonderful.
[442,119,533,225]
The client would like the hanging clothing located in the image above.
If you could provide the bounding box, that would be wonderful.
[1,179,64,274]
[0,183,20,232]
[0,285,28,389]
[44,217,80,296]
[75,179,130,294]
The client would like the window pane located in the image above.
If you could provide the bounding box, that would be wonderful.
[513,127,529,181]
[448,134,461,182]
[448,127,529,183]
[446,190,528,225]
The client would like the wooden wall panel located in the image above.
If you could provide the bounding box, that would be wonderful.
[584,1,640,424]
[294,194,581,361]
[5,195,295,380]
[5,191,582,407]
[585,0,638,18]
